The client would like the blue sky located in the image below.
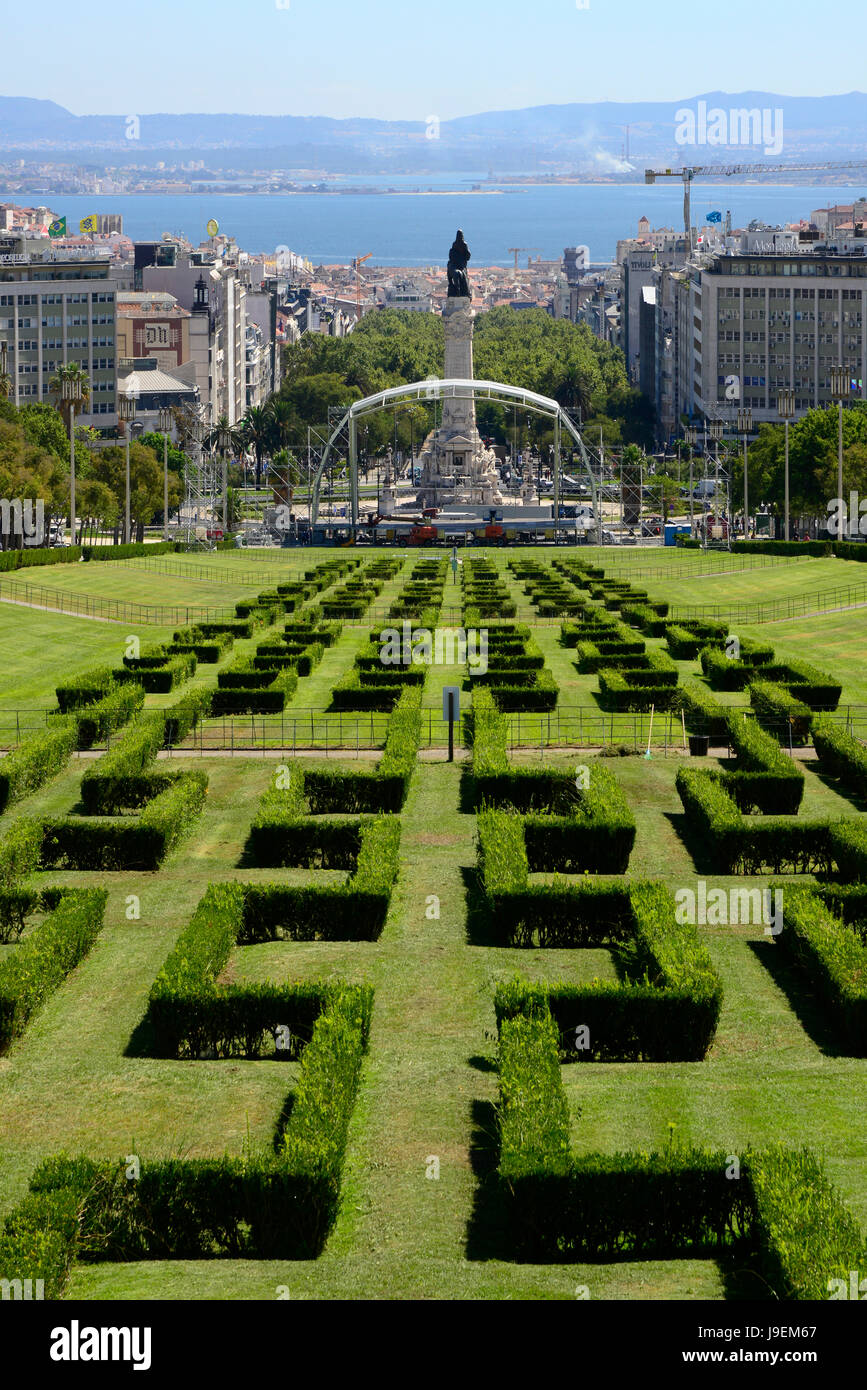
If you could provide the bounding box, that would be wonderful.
[4,0,861,119]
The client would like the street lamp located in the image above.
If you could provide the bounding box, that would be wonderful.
[830,365,849,534]
[62,372,86,546]
[708,420,723,548]
[158,407,173,541]
[737,407,752,538]
[117,383,138,544]
[218,424,233,533]
[777,388,796,541]
[685,426,698,534]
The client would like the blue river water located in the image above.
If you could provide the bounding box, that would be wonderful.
[30,180,867,265]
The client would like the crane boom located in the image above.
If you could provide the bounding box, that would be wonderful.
[644,159,867,247]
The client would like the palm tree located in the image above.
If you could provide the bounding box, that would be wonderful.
[204,413,244,462]
[49,362,91,430]
[238,405,273,487]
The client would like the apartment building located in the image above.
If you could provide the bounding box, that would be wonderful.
[138,242,247,425]
[681,244,867,424]
[0,234,117,425]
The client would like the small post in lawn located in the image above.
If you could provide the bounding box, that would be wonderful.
[443,685,460,763]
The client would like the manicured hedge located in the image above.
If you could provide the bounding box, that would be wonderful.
[0,888,107,1051]
[304,687,422,813]
[812,716,867,801]
[330,669,408,712]
[680,680,730,739]
[0,817,42,888]
[675,767,833,875]
[42,771,208,871]
[147,878,378,1059]
[745,1145,866,1300]
[170,626,234,663]
[115,653,196,693]
[164,686,212,746]
[777,885,867,1053]
[79,716,167,813]
[598,667,680,712]
[486,877,722,1060]
[749,680,813,744]
[55,666,114,713]
[3,984,372,1279]
[724,711,805,814]
[0,717,77,813]
[494,991,864,1284]
[211,666,298,715]
[72,683,145,749]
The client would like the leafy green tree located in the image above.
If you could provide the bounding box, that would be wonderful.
[18,403,69,463]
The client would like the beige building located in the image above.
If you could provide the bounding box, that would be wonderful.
[116,292,191,372]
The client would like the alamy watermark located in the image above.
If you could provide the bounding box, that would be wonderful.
[828,492,867,537]
[0,498,45,546]
[674,881,783,934]
[379,621,488,675]
[675,100,783,157]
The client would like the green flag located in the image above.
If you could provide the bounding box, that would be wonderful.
[48,217,66,238]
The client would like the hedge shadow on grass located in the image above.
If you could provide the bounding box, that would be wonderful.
[746,937,852,1059]
[465,1098,513,1263]
[462,865,498,947]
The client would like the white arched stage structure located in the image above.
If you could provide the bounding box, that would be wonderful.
[309,378,603,543]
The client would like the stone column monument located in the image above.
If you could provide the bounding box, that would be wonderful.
[416,231,502,509]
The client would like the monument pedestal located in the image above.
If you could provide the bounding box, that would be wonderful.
[416,295,502,509]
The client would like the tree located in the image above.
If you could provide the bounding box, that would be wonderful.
[237,405,273,487]
[18,403,69,463]
[48,362,90,432]
[91,441,179,537]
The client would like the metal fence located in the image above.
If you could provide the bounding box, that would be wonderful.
[671,580,867,625]
[0,577,240,626]
[3,703,867,755]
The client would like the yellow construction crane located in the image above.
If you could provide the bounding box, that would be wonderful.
[507,246,541,274]
[353,252,373,317]
[645,160,867,248]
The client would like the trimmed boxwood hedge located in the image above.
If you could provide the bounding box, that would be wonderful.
[484,872,722,1059]
[164,686,212,746]
[304,687,422,813]
[1,983,372,1282]
[675,767,834,875]
[0,717,77,814]
[494,996,864,1283]
[749,680,813,744]
[723,711,805,814]
[680,680,730,739]
[169,626,234,662]
[147,877,379,1059]
[211,665,298,715]
[0,817,42,888]
[73,683,145,750]
[55,666,114,713]
[812,716,867,801]
[41,771,208,871]
[79,716,167,813]
[777,884,867,1053]
[0,888,107,1051]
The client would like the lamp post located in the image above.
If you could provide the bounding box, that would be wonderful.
[685,427,697,535]
[117,384,138,544]
[777,388,796,541]
[62,373,85,546]
[218,424,233,534]
[158,407,173,541]
[831,365,849,536]
[737,407,752,538]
